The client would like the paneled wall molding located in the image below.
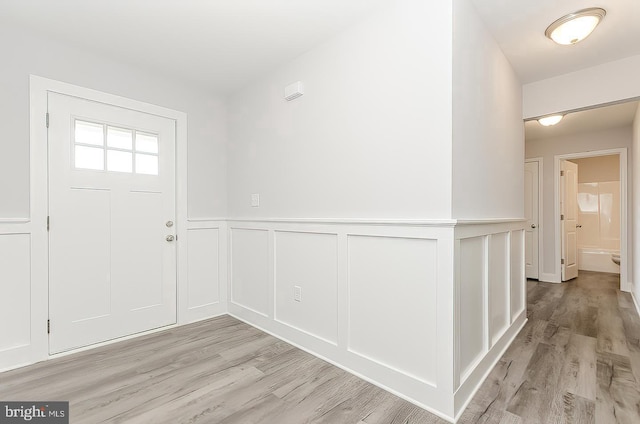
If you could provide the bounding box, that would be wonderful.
[186,217,227,223]
[228,218,526,422]
[0,218,31,224]
[226,217,458,226]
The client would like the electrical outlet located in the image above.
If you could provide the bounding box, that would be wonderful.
[251,193,260,207]
[294,285,302,302]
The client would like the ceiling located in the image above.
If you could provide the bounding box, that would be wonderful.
[2,1,639,93]
[0,0,389,93]
[525,100,639,141]
[470,0,640,83]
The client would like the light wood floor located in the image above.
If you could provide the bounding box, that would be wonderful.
[1,271,639,423]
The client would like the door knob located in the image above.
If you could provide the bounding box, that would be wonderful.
[576,224,582,228]
[166,221,174,228]
[531,224,537,229]
[166,235,175,242]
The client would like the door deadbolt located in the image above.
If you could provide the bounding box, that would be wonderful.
[166,221,174,228]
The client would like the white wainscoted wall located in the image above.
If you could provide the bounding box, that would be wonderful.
[0,217,228,372]
[0,220,38,370]
[181,219,229,323]
[227,219,526,421]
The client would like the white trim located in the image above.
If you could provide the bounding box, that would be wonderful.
[631,291,640,318]
[553,149,628,290]
[525,157,544,280]
[187,217,227,223]
[29,75,189,366]
[226,217,458,226]
[0,218,31,224]
[453,313,527,422]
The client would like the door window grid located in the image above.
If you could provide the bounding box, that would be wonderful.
[74,119,159,175]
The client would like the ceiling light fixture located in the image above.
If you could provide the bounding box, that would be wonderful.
[538,114,564,126]
[545,8,606,45]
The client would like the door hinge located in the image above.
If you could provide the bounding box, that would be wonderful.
[47,216,50,231]
[46,112,49,128]
[560,170,564,176]
[561,258,565,265]
[560,214,564,220]
[47,319,50,334]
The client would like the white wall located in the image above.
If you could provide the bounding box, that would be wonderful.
[452,0,524,220]
[0,23,227,219]
[633,104,640,310]
[525,126,633,281]
[523,54,640,119]
[227,0,453,220]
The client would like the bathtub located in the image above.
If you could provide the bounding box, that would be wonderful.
[578,248,620,274]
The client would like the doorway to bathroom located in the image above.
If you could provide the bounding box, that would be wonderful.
[555,149,627,290]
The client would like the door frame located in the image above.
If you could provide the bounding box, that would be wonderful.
[30,75,188,362]
[553,148,628,291]
[525,157,543,280]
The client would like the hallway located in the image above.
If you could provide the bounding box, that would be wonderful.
[461,271,640,423]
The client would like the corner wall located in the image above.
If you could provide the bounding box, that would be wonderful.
[452,0,524,220]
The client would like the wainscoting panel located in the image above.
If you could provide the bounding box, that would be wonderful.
[181,219,227,324]
[348,235,439,386]
[458,236,486,380]
[230,228,270,316]
[187,228,220,309]
[489,232,509,346]
[227,220,455,420]
[274,231,338,344]
[0,233,31,352]
[0,221,35,371]
[510,230,525,322]
[453,221,527,419]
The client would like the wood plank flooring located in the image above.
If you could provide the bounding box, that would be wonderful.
[1,271,639,423]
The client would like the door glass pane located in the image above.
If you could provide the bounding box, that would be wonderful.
[75,121,104,146]
[107,127,133,150]
[75,145,104,170]
[136,132,158,153]
[135,154,158,175]
[107,150,133,173]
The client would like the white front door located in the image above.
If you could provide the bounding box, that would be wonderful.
[524,161,539,279]
[561,160,579,281]
[48,92,177,354]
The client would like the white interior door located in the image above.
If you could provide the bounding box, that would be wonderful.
[524,161,539,279]
[561,160,579,281]
[48,92,177,354]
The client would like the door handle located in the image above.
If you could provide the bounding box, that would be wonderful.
[576,225,582,228]
[166,235,175,242]
[531,224,537,229]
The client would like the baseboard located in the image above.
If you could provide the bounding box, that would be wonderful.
[453,313,528,421]
[632,291,640,318]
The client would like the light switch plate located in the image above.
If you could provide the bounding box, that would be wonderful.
[294,285,302,302]
[251,193,260,207]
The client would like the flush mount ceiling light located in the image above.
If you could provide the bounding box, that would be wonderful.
[545,8,606,45]
[538,114,564,126]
